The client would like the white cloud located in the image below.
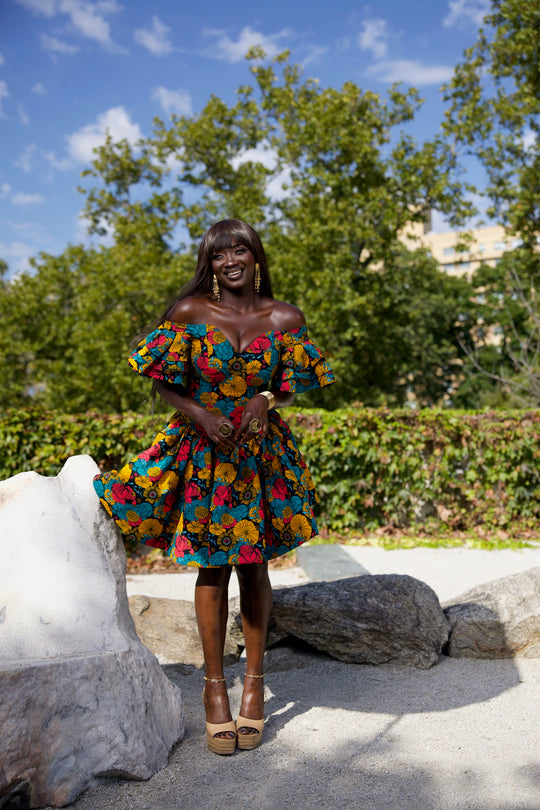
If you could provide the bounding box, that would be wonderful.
[18,103,30,125]
[14,0,56,14]
[151,86,192,116]
[15,144,38,173]
[523,128,536,150]
[231,145,278,172]
[41,34,79,54]
[12,192,46,206]
[0,80,9,117]
[134,15,173,56]
[230,145,291,201]
[443,0,490,28]
[32,81,48,95]
[302,45,328,67]
[1,183,11,198]
[203,25,291,63]
[366,59,454,85]
[17,0,123,51]
[358,18,389,60]
[66,106,142,163]
[0,241,37,276]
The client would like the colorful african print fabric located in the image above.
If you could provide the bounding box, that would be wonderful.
[93,321,335,568]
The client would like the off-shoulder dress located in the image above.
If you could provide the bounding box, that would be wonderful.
[93,321,335,567]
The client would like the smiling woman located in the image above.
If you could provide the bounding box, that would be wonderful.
[93,219,335,755]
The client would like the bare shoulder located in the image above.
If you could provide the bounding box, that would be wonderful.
[270,299,307,332]
[167,296,210,324]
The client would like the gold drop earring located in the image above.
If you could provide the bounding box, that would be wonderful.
[212,274,221,302]
[254,263,261,293]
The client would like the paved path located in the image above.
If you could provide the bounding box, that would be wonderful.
[51,545,540,810]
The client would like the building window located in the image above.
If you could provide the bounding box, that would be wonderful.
[444,263,455,272]
[443,246,454,256]
[459,261,471,270]
[494,240,506,251]
[477,243,486,253]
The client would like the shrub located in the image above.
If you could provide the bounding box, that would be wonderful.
[1,408,539,534]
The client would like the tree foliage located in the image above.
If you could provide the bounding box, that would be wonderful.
[442,0,540,245]
[2,51,477,411]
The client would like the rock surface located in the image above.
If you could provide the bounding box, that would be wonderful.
[129,594,240,667]
[0,455,184,809]
[443,567,540,658]
[231,574,450,669]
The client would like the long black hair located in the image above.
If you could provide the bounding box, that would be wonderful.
[163,219,273,319]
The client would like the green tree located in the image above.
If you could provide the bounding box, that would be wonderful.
[76,51,473,408]
[442,1,540,404]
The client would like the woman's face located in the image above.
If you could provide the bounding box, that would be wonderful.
[211,241,256,293]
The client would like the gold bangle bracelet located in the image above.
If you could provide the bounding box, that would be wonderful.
[258,390,276,410]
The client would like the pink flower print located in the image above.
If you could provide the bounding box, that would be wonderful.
[214,485,231,506]
[238,545,264,565]
[184,482,201,503]
[139,444,161,461]
[111,483,137,505]
[271,478,289,500]
[175,535,194,558]
[249,335,272,352]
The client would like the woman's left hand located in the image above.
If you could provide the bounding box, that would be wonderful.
[235,394,270,445]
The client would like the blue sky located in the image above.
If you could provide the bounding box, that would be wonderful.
[0,0,491,274]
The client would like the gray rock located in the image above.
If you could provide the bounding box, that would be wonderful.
[443,567,540,658]
[129,594,241,667]
[0,455,184,809]
[234,574,449,669]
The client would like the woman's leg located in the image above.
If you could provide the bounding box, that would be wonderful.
[195,566,233,734]
[235,562,272,732]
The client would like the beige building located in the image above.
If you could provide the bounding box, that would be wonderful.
[402,220,521,277]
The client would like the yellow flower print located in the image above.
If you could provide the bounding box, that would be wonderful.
[146,466,162,481]
[228,356,247,375]
[233,519,259,544]
[195,506,210,522]
[209,522,226,536]
[215,462,237,483]
[290,514,312,539]
[198,466,212,481]
[221,512,236,528]
[292,344,308,366]
[263,350,272,365]
[138,518,164,537]
[159,471,179,491]
[213,330,227,343]
[246,360,262,375]
[185,461,194,481]
[192,338,202,356]
[220,376,247,397]
[200,391,219,407]
[282,506,293,521]
[186,520,205,534]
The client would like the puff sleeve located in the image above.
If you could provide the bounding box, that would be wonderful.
[275,327,335,393]
[128,321,191,386]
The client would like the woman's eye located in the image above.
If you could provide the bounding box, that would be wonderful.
[213,254,223,260]
[235,247,246,255]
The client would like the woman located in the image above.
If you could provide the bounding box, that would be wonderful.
[94,219,335,754]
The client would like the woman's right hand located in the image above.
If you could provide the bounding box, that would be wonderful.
[198,410,237,451]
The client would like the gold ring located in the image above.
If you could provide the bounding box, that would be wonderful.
[218,423,233,438]
[249,418,263,434]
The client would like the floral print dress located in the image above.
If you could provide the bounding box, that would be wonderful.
[93,321,335,567]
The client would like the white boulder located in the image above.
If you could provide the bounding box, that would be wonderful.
[0,455,184,809]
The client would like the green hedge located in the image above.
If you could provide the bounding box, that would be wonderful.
[1,408,539,533]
